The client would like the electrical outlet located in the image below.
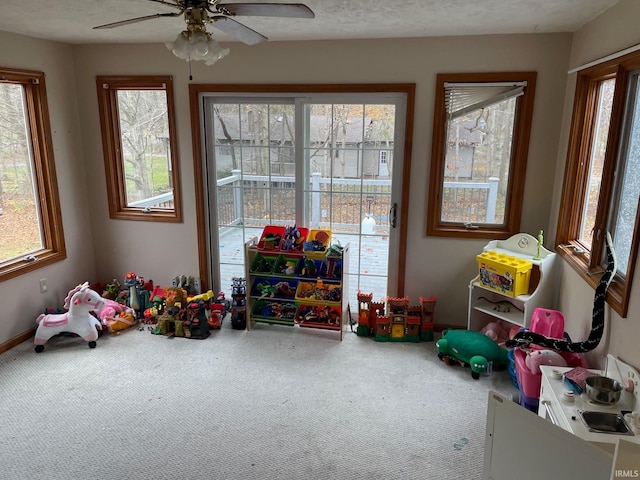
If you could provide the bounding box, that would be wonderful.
[39,278,48,293]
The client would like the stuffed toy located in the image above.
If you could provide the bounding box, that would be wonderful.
[95,298,137,333]
[525,349,567,373]
[34,282,105,352]
[481,320,511,343]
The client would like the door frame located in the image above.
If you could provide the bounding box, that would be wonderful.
[188,83,415,295]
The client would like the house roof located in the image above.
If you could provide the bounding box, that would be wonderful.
[214,113,394,144]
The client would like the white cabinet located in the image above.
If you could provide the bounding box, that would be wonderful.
[468,233,556,332]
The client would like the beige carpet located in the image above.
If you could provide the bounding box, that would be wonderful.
[0,321,517,480]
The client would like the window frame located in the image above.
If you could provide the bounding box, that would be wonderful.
[556,52,640,318]
[0,67,66,282]
[426,72,537,239]
[96,75,182,222]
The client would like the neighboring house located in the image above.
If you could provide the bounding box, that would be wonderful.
[445,120,484,180]
[213,114,394,179]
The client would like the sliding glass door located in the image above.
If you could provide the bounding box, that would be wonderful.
[202,92,406,309]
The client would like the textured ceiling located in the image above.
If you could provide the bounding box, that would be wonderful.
[0,0,620,45]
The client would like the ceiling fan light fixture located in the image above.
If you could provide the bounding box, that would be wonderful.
[166,30,229,66]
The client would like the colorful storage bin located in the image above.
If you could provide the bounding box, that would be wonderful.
[296,257,324,278]
[295,280,342,305]
[303,229,332,259]
[476,250,532,298]
[296,304,342,330]
[320,257,342,281]
[249,252,278,275]
[251,278,298,300]
[273,254,299,276]
[279,226,309,252]
[257,226,286,251]
[251,299,297,325]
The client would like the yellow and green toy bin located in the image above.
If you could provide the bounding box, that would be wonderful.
[250,278,298,301]
[249,252,278,275]
[295,280,342,306]
[476,250,532,298]
[251,299,297,325]
[303,229,332,260]
[273,254,300,276]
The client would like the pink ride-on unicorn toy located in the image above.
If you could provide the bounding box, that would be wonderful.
[34,282,105,353]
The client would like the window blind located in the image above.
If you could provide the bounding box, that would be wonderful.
[444,82,526,119]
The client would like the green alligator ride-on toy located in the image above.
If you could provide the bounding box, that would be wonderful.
[436,329,509,379]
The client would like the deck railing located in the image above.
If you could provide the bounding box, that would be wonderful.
[442,177,499,224]
[130,192,175,209]
[133,172,499,227]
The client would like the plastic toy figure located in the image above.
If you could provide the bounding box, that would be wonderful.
[281,225,305,251]
[534,229,544,261]
[124,271,151,318]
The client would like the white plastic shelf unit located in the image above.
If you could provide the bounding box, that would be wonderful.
[244,241,350,341]
[468,233,556,332]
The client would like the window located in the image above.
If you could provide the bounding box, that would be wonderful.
[96,76,182,222]
[556,51,640,317]
[427,72,537,238]
[0,67,65,281]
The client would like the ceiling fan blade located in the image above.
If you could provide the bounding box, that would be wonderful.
[211,16,268,45]
[217,3,315,18]
[145,0,181,7]
[93,12,182,30]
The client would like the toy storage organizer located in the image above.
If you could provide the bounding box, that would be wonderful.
[245,226,349,341]
[468,233,557,333]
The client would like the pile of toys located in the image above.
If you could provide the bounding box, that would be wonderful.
[90,271,229,339]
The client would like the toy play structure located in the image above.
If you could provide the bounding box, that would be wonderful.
[152,286,220,339]
[356,292,436,342]
[34,282,105,352]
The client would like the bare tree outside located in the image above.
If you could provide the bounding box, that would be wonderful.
[117,89,172,205]
[0,83,42,262]
[211,101,396,229]
[442,95,517,225]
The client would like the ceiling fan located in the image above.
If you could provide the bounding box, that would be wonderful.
[94,1,315,66]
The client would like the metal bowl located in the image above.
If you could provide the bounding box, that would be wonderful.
[585,375,623,404]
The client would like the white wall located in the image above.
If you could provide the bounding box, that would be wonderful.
[0,32,96,344]
[550,0,640,368]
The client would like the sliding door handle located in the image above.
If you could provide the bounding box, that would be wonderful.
[389,203,397,228]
